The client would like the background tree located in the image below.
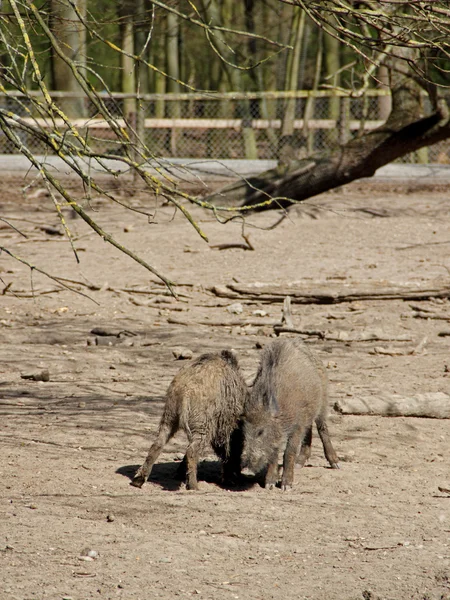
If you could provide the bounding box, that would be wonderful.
[208,1,450,208]
[1,1,450,291]
[51,0,87,117]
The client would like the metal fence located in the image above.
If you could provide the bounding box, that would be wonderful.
[1,90,449,164]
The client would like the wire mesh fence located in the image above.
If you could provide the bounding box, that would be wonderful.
[1,91,449,164]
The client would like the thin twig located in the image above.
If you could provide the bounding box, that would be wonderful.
[0,245,100,305]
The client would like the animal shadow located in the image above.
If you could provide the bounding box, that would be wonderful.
[117,460,256,492]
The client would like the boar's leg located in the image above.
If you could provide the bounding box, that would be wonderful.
[316,417,339,469]
[131,421,175,488]
[264,451,281,490]
[185,435,204,490]
[281,426,303,490]
[297,425,313,467]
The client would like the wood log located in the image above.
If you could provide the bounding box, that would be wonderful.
[334,392,450,418]
[211,280,450,304]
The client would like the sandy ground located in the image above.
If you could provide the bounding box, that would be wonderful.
[0,173,450,600]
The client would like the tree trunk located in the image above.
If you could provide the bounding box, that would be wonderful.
[121,16,136,124]
[51,0,86,118]
[166,9,181,155]
[279,7,306,163]
[323,32,341,148]
[206,52,450,210]
[200,0,258,159]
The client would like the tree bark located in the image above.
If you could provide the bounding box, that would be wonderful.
[51,0,86,118]
[335,392,450,419]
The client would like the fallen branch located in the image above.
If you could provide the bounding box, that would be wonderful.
[370,335,427,356]
[409,310,450,321]
[325,330,413,342]
[167,316,278,327]
[3,287,65,297]
[210,233,254,251]
[211,280,450,304]
[334,392,450,418]
[273,295,325,337]
[273,326,325,338]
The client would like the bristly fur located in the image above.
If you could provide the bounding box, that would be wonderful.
[131,350,250,490]
[241,338,339,490]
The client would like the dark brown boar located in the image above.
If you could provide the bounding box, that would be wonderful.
[241,338,339,490]
[131,350,248,491]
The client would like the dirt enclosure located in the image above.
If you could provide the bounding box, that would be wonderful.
[1,171,450,600]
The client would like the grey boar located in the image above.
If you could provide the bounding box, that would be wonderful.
[131,350,249,491]
[241,338,339,490]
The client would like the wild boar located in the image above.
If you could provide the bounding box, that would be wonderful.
[131,350,249,490]
[241,338,339,490]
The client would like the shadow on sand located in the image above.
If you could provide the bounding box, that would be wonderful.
[117,460,257,492]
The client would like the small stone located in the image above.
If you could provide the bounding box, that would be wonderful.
[172,347,193,360]
[80,548,99,560]
[106,514,115,522]
[20,369,50,382]
[227,303,243,315]
[252,310,267,317]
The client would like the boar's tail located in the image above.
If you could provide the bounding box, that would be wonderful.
[220,349,239,369]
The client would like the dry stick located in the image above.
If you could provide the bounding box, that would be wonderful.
[266,213,288,230]
[0,246,99,305]
[1,280,13,295]
[410,310,450,321]
[281,295,294,328]
[273,326,325,338]
[3,288,67,298]
[167,316,278,327]
[274,295,326,337]
[0,218,28,238]
[45,180,80,263]
[211,233,255,251]
[53,277,191,299]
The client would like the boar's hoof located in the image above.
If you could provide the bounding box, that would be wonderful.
[281,483,293,492]
[330,462,340,469]
[265,482,277,490]
[130,474,146,488]
[185,482,199,491]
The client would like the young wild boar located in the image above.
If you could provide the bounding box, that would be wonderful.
[131,350,249,491]
[241,338,339,490]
